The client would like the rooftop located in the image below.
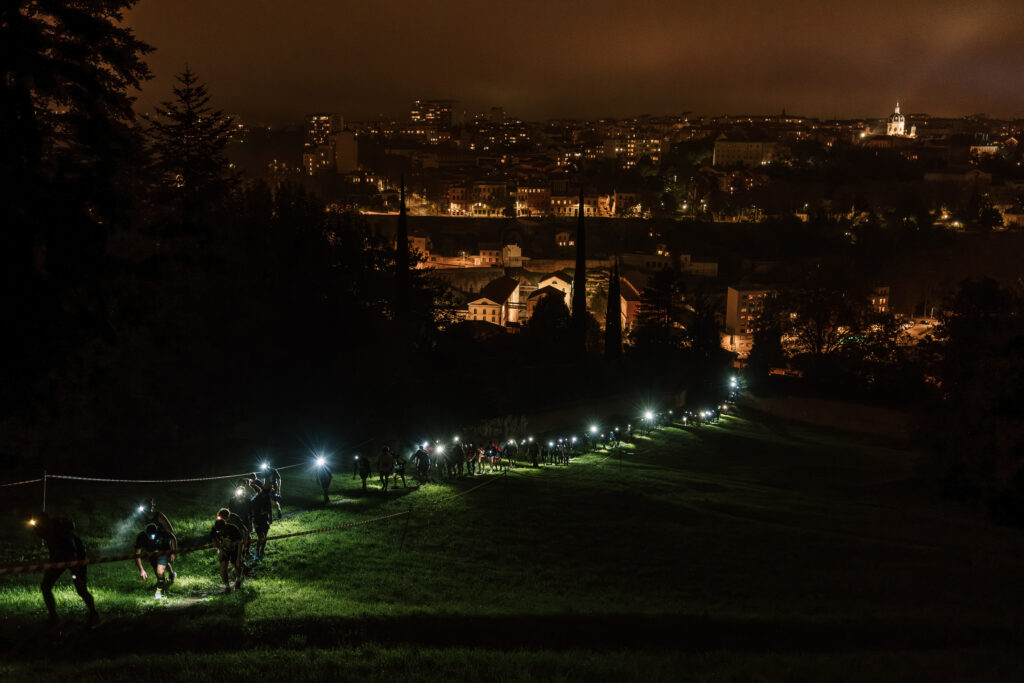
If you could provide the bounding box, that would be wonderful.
[529,284,566,300]
[473,276,520,304]
[539,270,572,284]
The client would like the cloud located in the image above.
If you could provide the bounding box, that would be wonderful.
[127,0,1024,122]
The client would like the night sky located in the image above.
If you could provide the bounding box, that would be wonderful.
[127,0,1024,124]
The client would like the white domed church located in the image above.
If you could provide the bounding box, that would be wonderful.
[885,102,916,138]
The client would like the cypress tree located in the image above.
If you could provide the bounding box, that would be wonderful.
[571,187,588,357]
[605,259,622,360]
[394,176,410,315]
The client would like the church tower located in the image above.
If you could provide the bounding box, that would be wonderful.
[886,102,906,137]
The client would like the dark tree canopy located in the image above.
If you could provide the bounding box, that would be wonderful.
[525,292,571,359]
[393,176,411,316]
[632,268,686,352]
[931,278,1024,524]
[570,188,588,357]
[681,285,721,362]
[605,261,622,360]
[747,293,787,382]
[1,0,152,224]
[782,268,867,360]
[0,0,151,412]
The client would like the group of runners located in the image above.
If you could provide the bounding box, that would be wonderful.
[20,405,731,629]
[27,467,284,628]
[27,430,621,627]
[342,431,626,496]
[210,468,283,593]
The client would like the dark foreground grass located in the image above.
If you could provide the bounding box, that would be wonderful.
[2,411,1023,680]
[6,646,1024,682]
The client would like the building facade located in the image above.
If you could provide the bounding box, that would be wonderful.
[467,276,521,326]
[410,100,460,130]
[333,130,358,173]
[713,139,779,167]
[725,286,774,335]
[537,271,573,309]
[303,113,342,175]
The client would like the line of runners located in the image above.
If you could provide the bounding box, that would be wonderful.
[20,406,730,630]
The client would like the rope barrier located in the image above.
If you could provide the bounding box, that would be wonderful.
[431,474,501,504]
[0,509,413,576]
[38,462,306,486]
[0,478,44,488]
[49,472,261,484]
[0,470,513,576]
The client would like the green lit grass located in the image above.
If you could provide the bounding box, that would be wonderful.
[2,412,1023,680]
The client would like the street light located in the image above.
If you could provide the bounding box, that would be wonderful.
[315,456,326,467]
[590,425,598,434]
[644,411,653,420]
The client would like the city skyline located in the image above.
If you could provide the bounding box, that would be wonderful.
[126,0,1024,125]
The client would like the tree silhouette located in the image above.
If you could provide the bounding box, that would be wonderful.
[681,284,721,363]
[932,278,1024,524]
[145,67,236,235]
[0,0,151,412]
[393,176,411,316]
[571,187,588,357]
[747,293,788,383]
[977,199,1004,231]
[1,1,152,237]
[605,260,622,360]
[783,270,866,359]
[633,268,686,351]
[525,292,571,360]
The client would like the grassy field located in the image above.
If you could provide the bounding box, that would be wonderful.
[2,410,1023,681]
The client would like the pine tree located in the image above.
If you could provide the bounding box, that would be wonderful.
[571,187,588,357]
[145,67,236,234]
[1,1,152,232]
[605,260,622,360]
